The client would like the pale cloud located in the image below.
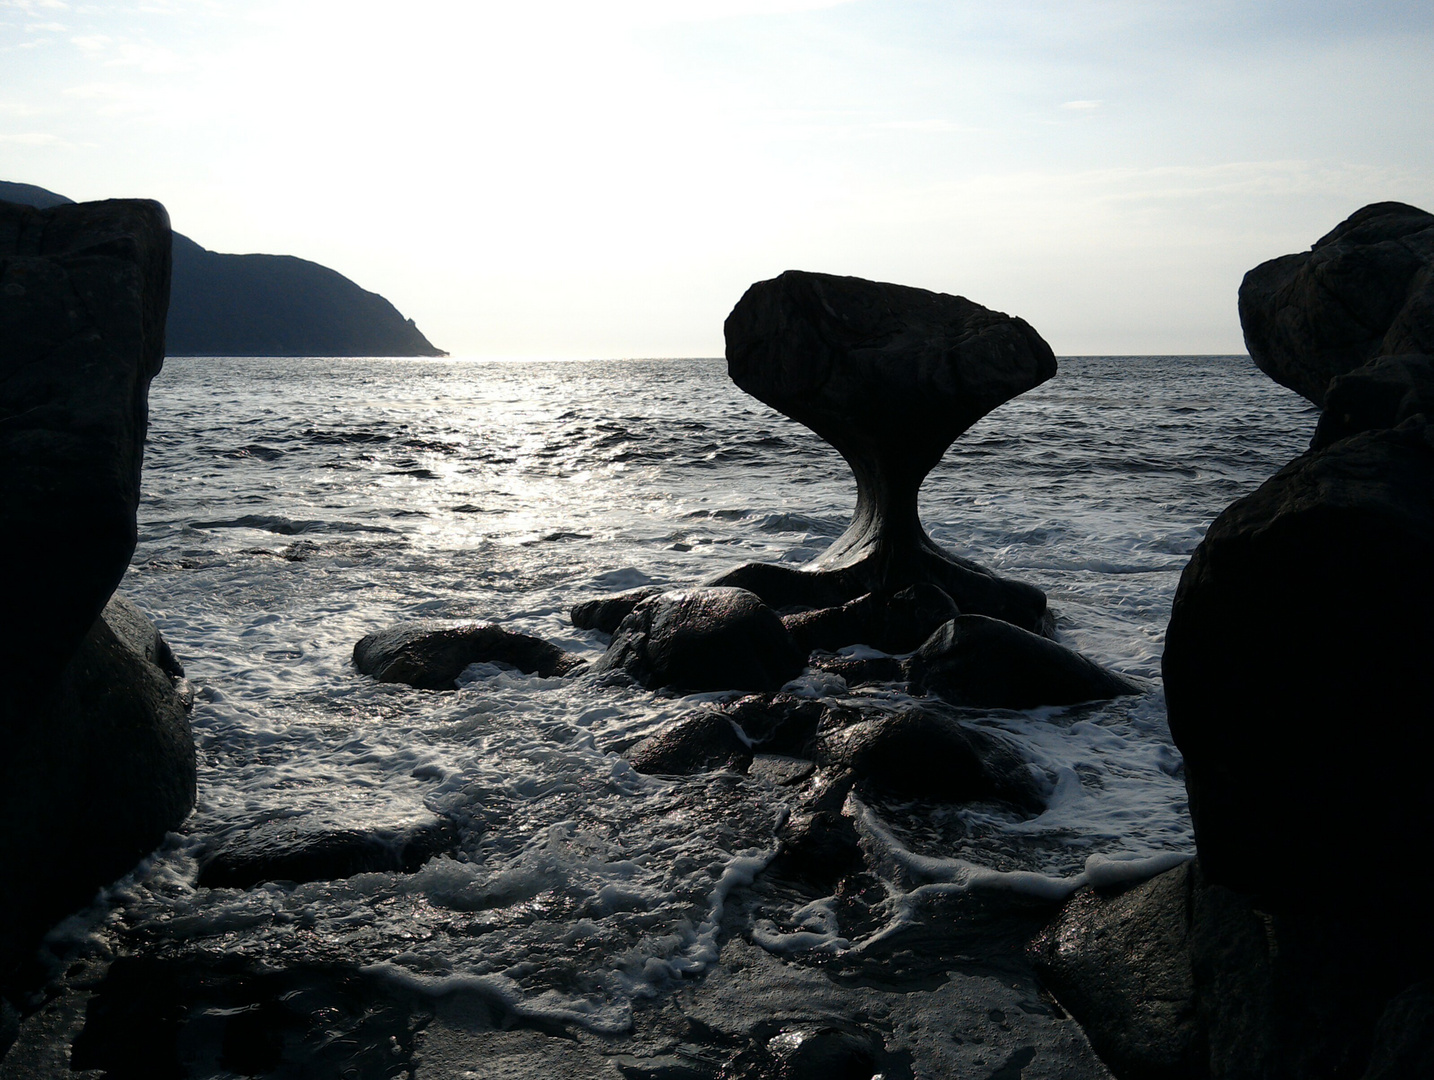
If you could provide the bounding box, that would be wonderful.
[1060,100,1101,110]
[69,32,108,50]
[0,131,63,143]
[0,0,68,12]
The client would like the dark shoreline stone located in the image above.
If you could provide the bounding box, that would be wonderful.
[353,620,585,689]
[715,270,1055,633]
[570,586,663,634]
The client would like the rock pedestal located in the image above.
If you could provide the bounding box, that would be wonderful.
[714,270,1056,633]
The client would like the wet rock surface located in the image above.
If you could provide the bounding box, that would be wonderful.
[0,196,172,686]
[195,812,461,890]
[594,588,805,693]
[780,584,959,655]
[1238,201,1434,406]
[571,587,665,634]
[1163,420,1434,910]
[909,615,1139,710]
[627,711,754,777]
[353,619,586,689]
[714,270,1055,633]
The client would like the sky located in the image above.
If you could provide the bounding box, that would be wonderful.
[3,0,1433,358]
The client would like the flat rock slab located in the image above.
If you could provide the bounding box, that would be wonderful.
[908,615,1139,710]
[594,588,804,694]
[353,620,585,689]
[196,812,460,889]
[0,197,171,684]
[1239,201,1434,406]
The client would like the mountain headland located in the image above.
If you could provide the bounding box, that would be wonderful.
[0,181,445,358]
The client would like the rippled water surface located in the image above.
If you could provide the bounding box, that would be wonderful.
[95,355,1314,1029]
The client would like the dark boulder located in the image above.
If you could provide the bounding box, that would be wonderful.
[353,620,585,690]
[0,196,171,685]
[772,773,864,888]
[908,615,1139,710]
[813,705,1043,810]
[592,588,804,693]
[626,711,752,776]
[720,692,842,754]
[1310,352,1434,449]
[1364,983,1434,1080]
[569,586,663,633]
[1163,420,1434,911]
[1,600,196,976]
[196,812,460,889]
[713,270,1055,632]
[1239,201,1434,406]
[805,651,907,688]
[781,583,959,655]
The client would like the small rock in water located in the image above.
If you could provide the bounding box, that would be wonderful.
[627,710,753,776]
[782,583,959,655]
[353,620,585,689]
[805,650,907,688]
[196,812,460,889]
[908,615,1139,709]
[569,586,664,633]
[593,587,804,693]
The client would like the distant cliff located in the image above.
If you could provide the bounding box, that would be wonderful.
[0,181,446,357]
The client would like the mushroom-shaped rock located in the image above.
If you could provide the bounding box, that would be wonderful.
[781,583,960,655]
[353,621,584,690]
[814,705,1043,810]
[626,711,752,776]
[1163,419,1434,912]
[1310,353,1434,450]
[908,615,1139,709]
[592,587,804,693]
[713,271,1056,632]
[1239,201,1434,406]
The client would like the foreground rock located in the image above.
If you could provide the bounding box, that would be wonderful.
[196,812,460,889]
[781,582,959,655]
[909,615,1139,709]
[1238,201,1434,405]
[1032,860,1434,1080]
[713,270,1055,633]
[626,711,753,776]
[0,196,172,684]
[1310,352,1434,449]
[1,597,195,977]
[593,587,804,693]
[1163,420,1434,911]
[353,620,585,689]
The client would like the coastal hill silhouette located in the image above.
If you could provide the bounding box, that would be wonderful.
[1,181,445,357]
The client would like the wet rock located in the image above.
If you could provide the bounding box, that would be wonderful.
[1029,863,1202,1080]
[813,705,1043,810]
[772,774,863,888]
[593,588,804,693]
[781,584,959,655]
[1310,352,1434,449]
[804,651,907,688]
[196,812,461,889]
[908,615,1139,710]
[1163,421,1434,911]
[1239,201,1434,406]
[0,196,172,686]
[721,693,840,754]
[571,586,664,633]
[353,620,585,689]
[627,711,753,776]
[1,602,195,977]
[748,754,816,787]
[714,270,1054,633]
[102,592,185,683]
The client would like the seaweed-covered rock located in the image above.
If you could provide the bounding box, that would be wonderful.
[197,812,460,889]
[353,620,584,690]
[1163,420,1434,911]
[714,270,1054,632]
[908,615,1138,709]
[0,196,172,685]
[627,711,752,776]
[1310,353,1434,450]
[814,706,1042,810]
[781,583,959,655]
[1239,201,1434,406]
[593,588,804,693]
[569,586,663,634]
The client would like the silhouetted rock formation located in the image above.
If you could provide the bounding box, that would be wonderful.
[1,181,445,357]
[712,270,1055,633]
[909,615,1139,709]
[594,587,804,693]
[353,621,585,689]
[781,583,959,655]
[1239,201,1434,406]
[1163,419,1434,911]
[1310,352,1434,450]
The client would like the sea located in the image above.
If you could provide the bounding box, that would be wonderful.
[66,354,1314,1037]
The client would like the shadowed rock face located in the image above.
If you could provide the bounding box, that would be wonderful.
[353,621,585,689]
[1239,201,1434,406]
[717,270,1056,632]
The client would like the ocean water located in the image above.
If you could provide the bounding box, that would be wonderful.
[75,355,1312,1033]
